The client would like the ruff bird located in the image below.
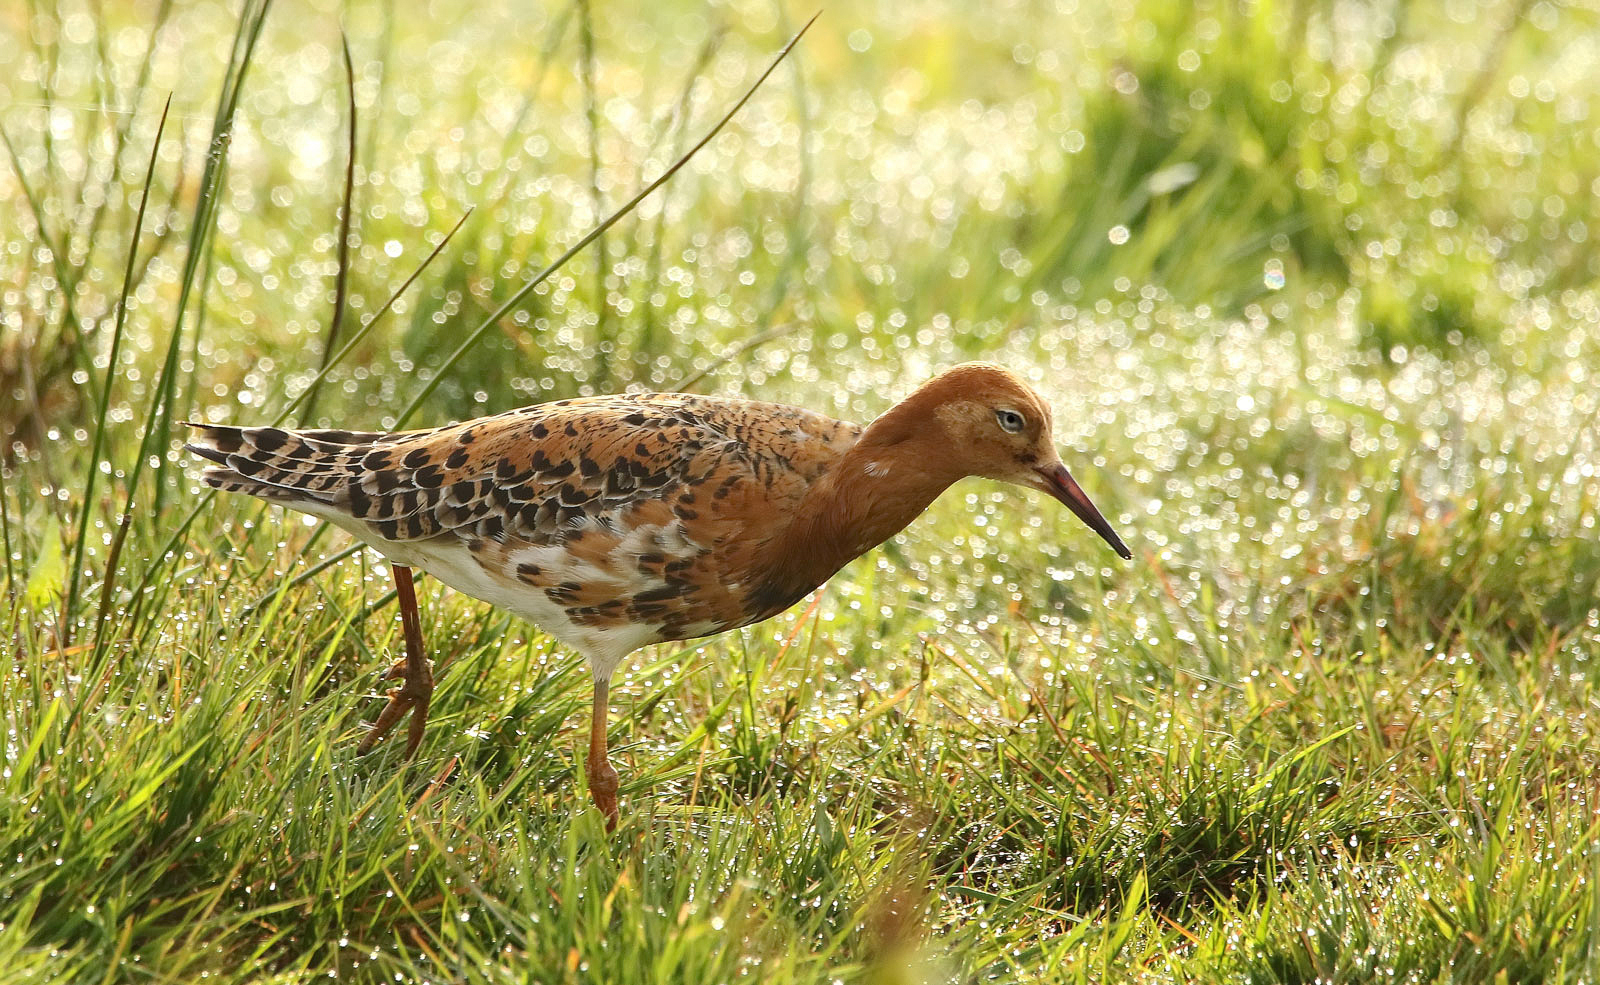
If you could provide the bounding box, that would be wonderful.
[186,362,1131,827]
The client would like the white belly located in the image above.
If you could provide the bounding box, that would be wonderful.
[312,511,654,680]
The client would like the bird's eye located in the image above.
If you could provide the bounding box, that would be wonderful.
[995,409,1025,433]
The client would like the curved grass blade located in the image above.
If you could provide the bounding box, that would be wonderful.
[394,12,822,427]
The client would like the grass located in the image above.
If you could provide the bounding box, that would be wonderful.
[3,0,1599,981]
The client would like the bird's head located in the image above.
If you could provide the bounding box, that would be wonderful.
[888,362,1133,559]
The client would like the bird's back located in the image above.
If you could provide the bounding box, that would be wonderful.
[188,392,861,669]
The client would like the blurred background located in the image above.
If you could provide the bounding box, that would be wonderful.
[7,0,1597,630]
[8,0,1598,414]
[2,1,1599,981]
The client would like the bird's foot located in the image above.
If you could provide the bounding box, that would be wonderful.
[587,762,620,831]
[357,656,435,758]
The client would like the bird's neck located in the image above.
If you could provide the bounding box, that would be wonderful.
[756,397,961,609]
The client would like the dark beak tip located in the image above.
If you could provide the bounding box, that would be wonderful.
[1037,464,1132,561]
[1099,527,1134,561]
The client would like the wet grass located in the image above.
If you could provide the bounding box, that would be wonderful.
[3,0,1599,982]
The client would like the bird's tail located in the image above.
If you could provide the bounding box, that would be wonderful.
[183,422,388,509]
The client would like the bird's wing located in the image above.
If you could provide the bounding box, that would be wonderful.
[192,393,856,540]
[188,393,862,640]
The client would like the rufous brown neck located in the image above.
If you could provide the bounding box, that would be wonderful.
[748,391,964,616]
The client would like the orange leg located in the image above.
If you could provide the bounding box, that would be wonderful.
[357,563,434,758]
[587,676,620,830]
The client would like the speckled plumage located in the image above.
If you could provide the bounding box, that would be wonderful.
[190,392,860,675]
[187,363,1131,827]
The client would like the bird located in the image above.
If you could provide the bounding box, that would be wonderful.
[185,362,1131,828]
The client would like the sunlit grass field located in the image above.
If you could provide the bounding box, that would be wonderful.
[4,0,1600,981]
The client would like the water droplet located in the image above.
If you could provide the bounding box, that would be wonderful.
[1146,163,1198,195]
[1108,225,1130,245]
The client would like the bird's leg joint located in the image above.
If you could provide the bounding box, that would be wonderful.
[379,655,435,698]
[587,758,620,798]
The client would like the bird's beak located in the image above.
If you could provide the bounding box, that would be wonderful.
[1033,462,1132,559]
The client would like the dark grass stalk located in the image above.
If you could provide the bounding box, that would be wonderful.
[81,0,273,636]
[140,2,271,521]
[72,97,172,657]
[396,12,821,426]
[120,209,472,637]
[52,90,168,630]
[577,0,613,392]
[303,33,360,422]
[0,465,13,599]
[129,11,262,499]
